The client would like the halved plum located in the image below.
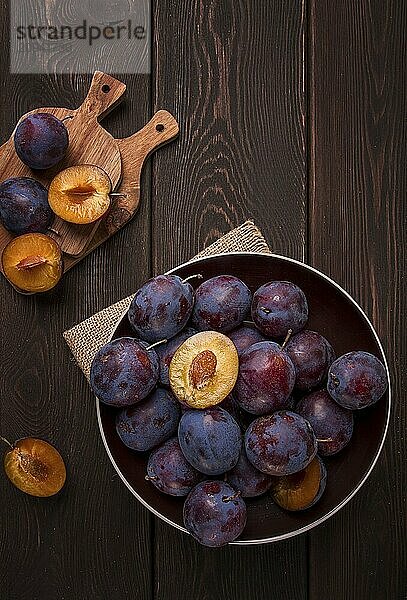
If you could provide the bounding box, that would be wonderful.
[3,437,66,497]
[2,233,63,292]
[169,331,239,409]
[271,456,327,511]
[48,165,111,224]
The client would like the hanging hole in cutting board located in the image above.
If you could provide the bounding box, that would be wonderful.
[102,84,111,93]
[156,124,165,132]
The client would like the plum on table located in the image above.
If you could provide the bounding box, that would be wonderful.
[3,437,66,497]
[146,437,204,496]
[234,341,296,415]
[178,407,242,475]
[251,281,308,338]
[2,232,63,293]
[191,275,252,332]
[245,411,317,476]
[327,351,388,409]
[183,480,247,547]
[14,112,69,170]
[90,337,159,407]
[169,331,238,409]
[128,275,195,343]
[116,388,181,452]
[0,177,53,235]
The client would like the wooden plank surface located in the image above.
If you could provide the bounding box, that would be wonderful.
[151,1,308,599]
[308,1,406,599]
[0,11,155,595]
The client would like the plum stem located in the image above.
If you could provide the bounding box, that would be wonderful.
[182,274,203,284]
[317,438,333,443]
[222,490,242,503]
[242,320,256,326]
[281,329,293,350]
[145,475,158,481]
[48,227,61,236]
[146,339,168,351]
[61,115,74,122]
[0,436,14,449]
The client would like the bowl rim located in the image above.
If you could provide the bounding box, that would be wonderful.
[96,251,392,545]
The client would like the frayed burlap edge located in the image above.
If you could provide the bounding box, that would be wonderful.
[63,220,271,380]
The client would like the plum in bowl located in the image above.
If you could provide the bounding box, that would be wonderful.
[96,252,391,544]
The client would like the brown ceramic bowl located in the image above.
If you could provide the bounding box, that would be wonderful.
[97,252,391,544]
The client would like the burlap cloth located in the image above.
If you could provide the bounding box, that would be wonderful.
[63,220,271,380]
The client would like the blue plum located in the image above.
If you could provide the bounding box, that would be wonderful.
[0,177,52,235]
[285,330,335,391]
[14,113,69,170]
[155,327,197,386]
[191,275,252,333]
[178,407,242,475]
[234,341,296,415]
[271,456,327,511]
[183,480,247,547]
[228,325,266,356]
[251,281,308,338]
[226,448,273,497]
[146,437,204,496]
[90,337,159,407]
[245,411,317,475]
[128,275,194,343]
[116,388,181,452]
[327,351,388,409]
[296,390,354,456]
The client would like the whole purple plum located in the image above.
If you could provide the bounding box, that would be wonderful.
[234,341,296,415]
[0,177,52,235]
[183,480,247,547]
[155,327,197,386]
[285,330,335,391]
[226,448,273,497]
[245,411,317,476]
[327,351,388,409]
[146,437,204,496]
[251,281,308,338]
[116,388,180,452]
[178,407,242,475]
[128,275,194,343]
[296,390,354,456]
[228,325,266,356]
[14,113,69,170]
[191,275,252,333]
[90,337,159,407]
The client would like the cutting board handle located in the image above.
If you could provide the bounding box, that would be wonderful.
[79,71,127,120]
[104,110,179,235]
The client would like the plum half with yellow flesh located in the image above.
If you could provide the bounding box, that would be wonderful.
[48,165,111,224]
[271,456,327,511]
[2,232,63,292]
[3,437,66,497]
[169,331,238,409]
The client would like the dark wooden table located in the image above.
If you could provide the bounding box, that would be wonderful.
[1,2,405,599]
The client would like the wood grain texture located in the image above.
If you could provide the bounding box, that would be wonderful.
[308,1,406,599]
[151,0,307,269]
[0,13,154,596]
[151,1,308,598]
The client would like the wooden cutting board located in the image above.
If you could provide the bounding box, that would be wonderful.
[0,72,179,292]
[0,71,126,257]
